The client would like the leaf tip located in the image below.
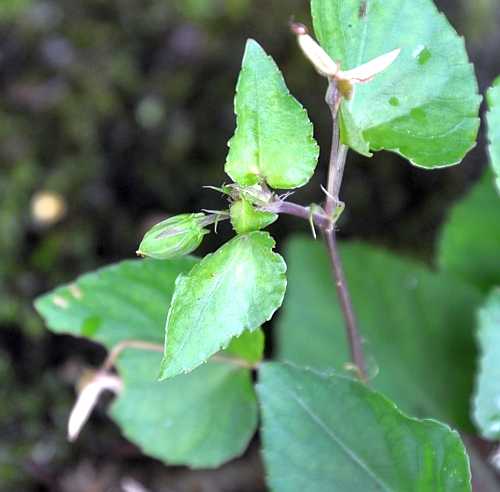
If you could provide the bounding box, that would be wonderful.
[244,38,263,56]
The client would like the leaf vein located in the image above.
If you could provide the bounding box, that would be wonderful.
[286,387,393,491]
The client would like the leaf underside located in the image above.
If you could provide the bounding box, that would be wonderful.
[257,363,471,492]
[312,0,480,167]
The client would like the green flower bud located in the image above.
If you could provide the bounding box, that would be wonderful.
[230,199,278,235]
[137,213,209,259]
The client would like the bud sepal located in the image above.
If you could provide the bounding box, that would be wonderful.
[230,199,278,235]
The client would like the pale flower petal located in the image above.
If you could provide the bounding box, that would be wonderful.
[292,20,400,88]
[67,372,123,442]
[338,48,401,83]
[293,24,339,78]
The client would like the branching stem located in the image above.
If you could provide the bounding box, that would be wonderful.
[262,200,332,231]
[101,340,163,372]
[323,81,367,381]
[100,339,255,372]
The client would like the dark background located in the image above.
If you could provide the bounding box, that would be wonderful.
[1,0,499,490]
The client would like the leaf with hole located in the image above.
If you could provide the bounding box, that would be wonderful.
[311,0,480,167]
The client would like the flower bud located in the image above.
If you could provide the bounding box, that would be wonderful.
[137,213,209,260]
[230,199,277,235]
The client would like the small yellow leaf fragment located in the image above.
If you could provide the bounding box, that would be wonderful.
[53,296,69,309]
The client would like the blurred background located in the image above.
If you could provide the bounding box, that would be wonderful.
[1,0,499,490]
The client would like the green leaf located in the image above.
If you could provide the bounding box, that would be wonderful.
[111,350,258,468]
[35,258,259,468]
[34,257,197,347]
[224,327,265,364]
[275,236,481,429]
[487,76,500,190]
[438,170,500,292]
[225,39,319,189]
[311,0,480,167]
[473,289,500,440]
[257,362,471,492]
[160,231,286,379]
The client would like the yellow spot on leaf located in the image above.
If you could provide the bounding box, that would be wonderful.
[69,284,83,299]
[53,296,69,309]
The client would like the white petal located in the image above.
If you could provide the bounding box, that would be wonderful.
[67,372,122,442]
[338,48,401,83]
[297,34,339,78]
